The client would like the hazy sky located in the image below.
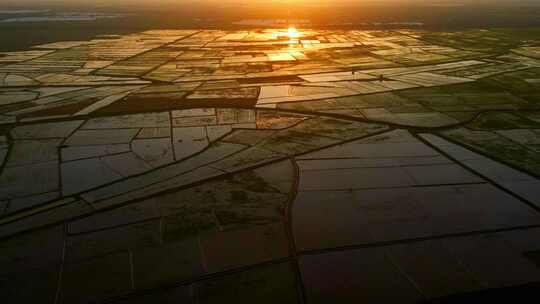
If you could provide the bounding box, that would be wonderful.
[3,0,539,10]
[4,0,539,3]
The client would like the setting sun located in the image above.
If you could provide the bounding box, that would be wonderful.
[2,1,540,303]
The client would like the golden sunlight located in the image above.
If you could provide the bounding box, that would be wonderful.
[287,27,300,39]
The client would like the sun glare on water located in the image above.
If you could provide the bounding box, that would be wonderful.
[287,27,300,39]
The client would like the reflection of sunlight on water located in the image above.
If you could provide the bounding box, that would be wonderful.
[287,27,300,39]
[259,28,310,53]
[265,27,304,40]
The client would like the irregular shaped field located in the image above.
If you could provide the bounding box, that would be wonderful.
[1,29,540,304]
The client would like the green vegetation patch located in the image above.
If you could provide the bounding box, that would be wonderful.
[158,162,293,242]
[420,29,540,54]
[479,68,540,104]
[467,112,540,130]
[398,82,532,115]
[443,128,540,176]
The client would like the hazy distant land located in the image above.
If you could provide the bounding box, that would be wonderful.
[0,1,539,51]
